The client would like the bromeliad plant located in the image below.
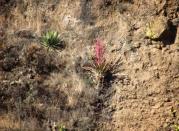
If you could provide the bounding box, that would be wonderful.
[83,39,122,87]
[41,31,61,50]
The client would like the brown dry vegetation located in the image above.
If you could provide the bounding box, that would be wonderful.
[0,0,179,130]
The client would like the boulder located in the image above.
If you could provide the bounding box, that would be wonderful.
[145,16,169,40]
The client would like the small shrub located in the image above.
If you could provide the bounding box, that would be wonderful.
[174,125,179,131]
[83,39,122,87]
[41,31,61,50]
[58,125,67,131]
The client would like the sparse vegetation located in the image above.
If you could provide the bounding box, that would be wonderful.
[58,125,67,131]
[41,31,61,50]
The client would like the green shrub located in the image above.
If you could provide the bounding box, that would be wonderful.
[41,31,61,50]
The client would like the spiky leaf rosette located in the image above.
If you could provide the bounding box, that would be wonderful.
[41,31,61,50]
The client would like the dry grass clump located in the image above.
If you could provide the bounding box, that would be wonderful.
[0,114,20,130]
[24,43,61,75]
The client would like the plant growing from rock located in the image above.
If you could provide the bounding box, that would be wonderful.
[41,31,62,50]
[83,39,122,87]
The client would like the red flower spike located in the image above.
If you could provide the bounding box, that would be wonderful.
[94,39,105,65]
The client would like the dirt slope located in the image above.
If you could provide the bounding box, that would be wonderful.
[0,0,179,130]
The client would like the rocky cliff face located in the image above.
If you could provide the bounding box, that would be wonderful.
[0,0,178,130]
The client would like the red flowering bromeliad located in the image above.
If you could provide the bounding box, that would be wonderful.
[83,39,122,87]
